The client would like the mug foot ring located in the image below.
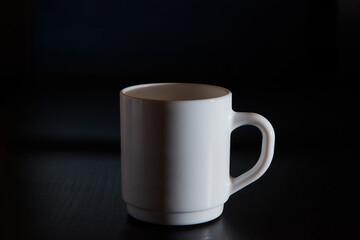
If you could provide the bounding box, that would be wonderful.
[127,204,223,225]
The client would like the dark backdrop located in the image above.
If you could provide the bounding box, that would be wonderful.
[1,0,359,239]
[2,0,355,150]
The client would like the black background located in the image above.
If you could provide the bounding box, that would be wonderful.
[1,0,359,239]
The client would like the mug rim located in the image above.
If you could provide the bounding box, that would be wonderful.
[120,83,231,102]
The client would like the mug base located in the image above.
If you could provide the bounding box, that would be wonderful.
[127,204,224,225]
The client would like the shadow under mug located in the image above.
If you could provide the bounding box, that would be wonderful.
[120,83,275,225]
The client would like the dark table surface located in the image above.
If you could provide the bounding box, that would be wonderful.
[1,147,357,240]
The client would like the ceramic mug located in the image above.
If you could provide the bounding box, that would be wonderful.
[120,83,275,225]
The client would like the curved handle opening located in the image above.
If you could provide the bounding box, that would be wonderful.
[229,112,275,195]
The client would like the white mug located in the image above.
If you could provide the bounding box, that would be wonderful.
[120,83,275,225]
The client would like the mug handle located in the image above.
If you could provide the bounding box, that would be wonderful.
[229,112,275,195]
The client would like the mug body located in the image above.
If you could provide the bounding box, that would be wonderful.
[120,83,232,225]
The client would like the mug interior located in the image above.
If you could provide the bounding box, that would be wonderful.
[121,83,230,101]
